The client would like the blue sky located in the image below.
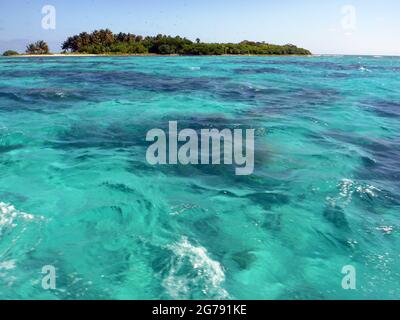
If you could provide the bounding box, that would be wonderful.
[0,0,399,55]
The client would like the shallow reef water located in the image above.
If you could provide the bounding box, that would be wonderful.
[0,55,399,299]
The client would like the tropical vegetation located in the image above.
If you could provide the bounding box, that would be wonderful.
[61,29,311,55]
[26,41,50,54]
[2,50,19,56]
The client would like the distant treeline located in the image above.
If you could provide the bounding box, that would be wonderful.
[2,41,49,56]
[62,29,311,55]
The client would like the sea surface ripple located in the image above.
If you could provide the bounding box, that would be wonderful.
[0,55,399,299]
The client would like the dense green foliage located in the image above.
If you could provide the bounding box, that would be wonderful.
[2,50,19,56]
[62,29,311,55]
[26,41,50,54]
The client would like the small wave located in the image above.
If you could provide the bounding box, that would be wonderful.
[189,67,201,71]
[0,260,16,270]
[376,226,394,235]
[0,202,42,236]
[55,91,66,98]
[170,204,196,216]
[163,237,228,299]
[341,178,379,198]
[0,259,17,285]
[359,66,371,73]
[326,179,380,208]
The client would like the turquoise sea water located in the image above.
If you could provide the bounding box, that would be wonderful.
[0,56,399,300]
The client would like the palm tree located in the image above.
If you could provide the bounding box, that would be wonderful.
[26,40,49,54]
[36,41,49,54]
[26,43,38,54]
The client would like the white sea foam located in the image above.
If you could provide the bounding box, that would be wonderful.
[339,178,354,199]
[0,203,44,283]
[55,91,65,98]
[170,204,196,216]
[163,237,228,299]
[327,179,381,208]
[189,67,201,71]
[376,226,394,235]
[0,260,16,270]
[0,202,39,236]
[359,66,371,72]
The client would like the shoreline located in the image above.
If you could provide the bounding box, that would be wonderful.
[3,53,398,58]
[2,53,313,58]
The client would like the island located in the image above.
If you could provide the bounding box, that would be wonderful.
[2,29,311,56]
